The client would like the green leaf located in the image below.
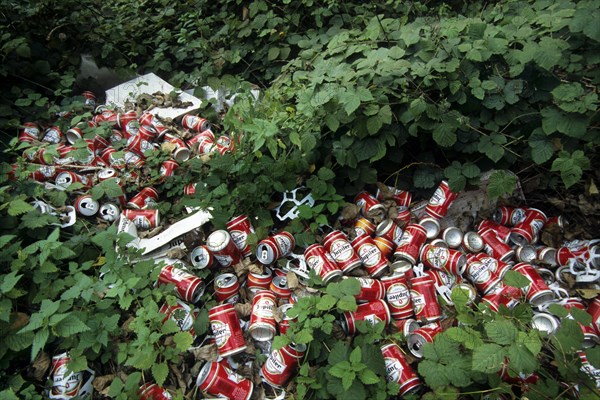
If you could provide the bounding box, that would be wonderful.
[31,328,49,361]
[317,294,337,311]
[487,170,516,199]
[342,371,355,391]
[325,114,340,132]
[294,328,314,344]
[54,315,90,337]
[339,278,361,296]
[268,47,280,61]
[318,167,336,181]
[173,332,194,352]
[108,377,124,397]
[535,37,568,70]
[552,318,584,351]
[472,343,505,373]
[329,341,349,365]
[540,107,588,138]
[528,129,554,165]
[8,199,33,216]
[339,90,361,115]
[418,360,450,389]
[485,320,518,345]
[1,271,22,293]
[359,369,379,385]
[445,327,484,350]
[478,134,506,162]
[0,235,16,248]
[503,270,530,289]
[337,295,357,312]
[570,307,592,327]
[152,363,169,387]
[507,343,538,375]
[329,361,351,378]
[349,347,361,364]
[432,123,457,147]
[547,304,569,318]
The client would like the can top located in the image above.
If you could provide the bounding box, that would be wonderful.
[419,217,440,239]
[206,230,231,252]
[215,273,238,289]
[442,227,463,248]
[256,242,277,265]
[463,231,484,252]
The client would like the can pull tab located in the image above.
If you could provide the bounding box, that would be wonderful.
[548,281,569,300]
[412,263,425,278]
[436,284,454,306]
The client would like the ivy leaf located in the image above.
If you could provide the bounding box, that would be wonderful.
[152,362,169,387]
[486,170,516,199]
[485,320,518,345]
[472,343,505,373]
[173,332,193,351]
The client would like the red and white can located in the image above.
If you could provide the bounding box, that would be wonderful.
[138,383,172,400]
[163,133,191,162]
[247,268,273,292]
[587,297,600,335]
[381,343,421,395]
[354,217,376,237]
[563,298,600,347]
[55,171,90,189]
[323,230,362,273]
[355,191,385,217]
[494,206,527,226]
[406,322,443,358]
[376,186,412,208]
[381,273,414,320]
[420,244,466,276]
[341,299,391,335]
[127,187,159,209]
[270,276,292,302]
[187,129,215,150]
[196,361,253,400]
[249,290,277,341]
[555,241,590,267]
[393,207,412,228]
[374,236,395,259]
[424,180,458,219]
[226,214,255,257]
[123,209,160,230]
[256,231,295,265]
[278,304,296,335]
[97,167,118,182]
[48,353,94,399]
[189,245,214,270]
[157,265,205,303]
[465,254,502,295]
[304,244,343,283]
[410,275,442,322]
[74,194,99,217]
[126,134,154,157]
[209,303,247,357]
[21,122,40,140]
[510,208,547,246]
[215,135,235,154]
[480,228,515,262]
[42,126,64,144]
[351,277,385,303]
[206,230,242,267]
[159,299,199,337]
[351,235,388,278]
[158,160,179,182]
[261,342,307,388]
[393,223,428,265]
[512,263,554,306]
[214,273,241,304]
[376,219,403,247]
[480,282,522,312]
[477,219,512,243]
[182,114,211,132]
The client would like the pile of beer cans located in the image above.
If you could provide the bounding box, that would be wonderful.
[14,92,600,398]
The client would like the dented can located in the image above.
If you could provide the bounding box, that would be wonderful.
[98,203,120,222]
[261,342,306,388]
[381,343,421,395]
[376,186,412,208]
[381,273,414,320]
[127,187,159,209]
[341,299,391,335]
[351,235,388,278]
[278,303,296,336]
[480,228,515,262]
[55,171,90,189]
[123,209,160,230]
[182,114,211,132]
[226,214,255,257]
[509,208,547,246]
[354,191,385,217]
[480,282,522,312]
[157,265,205,304]
[247,268,273,292]
[406,322,443,358]
[477,219,512,243]
[393,223,428,266]
[270,275,292,302]
[420,244,467,276]
[410,275,442,322]
[424,180,458,219]
[304,243,343,283]
[374,236,395,259]
[48,353,94,399]
[209,303,247,357]
[256,231,295,265]
[206,230,242,267]
[42,126,64,144]
[214,273,241,304]
[351,277,385,303]
[196,361,253,400]
[249,290,277,341]
[376,219,403,247]
[512,262,554,306]
[465,253,502,295]
[323,230,362,273]
[494,206,527,226]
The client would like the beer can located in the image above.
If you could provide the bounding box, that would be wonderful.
[278,303,296,336]
[393,223,428,265]
[196,361,253,400]
[477,219,512,243]
[531,312,560,335]
[350,277,385,303]
[74,195,99,217]
[42,126,64,144]
[157,264,205,303]
[562,298,599,347]
[99,203,120,222]
[48,352,94,399]
[420,244,467,276]
[381,343,421,395]
[509,208,547,246]
[381,273,414,320]
[270,275,292,302]
[536,246,557,266]
[354,217,376,237]
[512,263,554,306]
[163,133,191,162]
[21,122,40,140]
[214,273,241,304]
[442,227,463,248]
[127,187,159,209]
[182,114,211,132]
[323,230,362,273]
[159,299,199,337]
[123,209,160,230]
[393,317,419,337]
[158,159,179,182]
[55,171,90,189]
[126,134,154,157]
[247,268,273,292]
[137,124,157,141]
[410,275,442,322]
[424,180,458,219]
[97,167,118,182]
[215,134,235,154]
[419,217,441,240]
[393,206,412,228]
[493,206,527,226]
[209,303,247,357]
[304,244,343,283]
[138,383,172,400]
[29,165,59,182]
[226,214,255,257]
[373,236,395,259]
[206,230,242,267]
[249,290,277,341]
[355,191,385,217]
[480,282,522,312]
[189,245,213,270]
[376,219,403,247]
[465,254,502,295]
[462,231,484,253]
[66,127,83,144]
[261,342,306,388]
[376,186,412,208]
[187,129,215,151]
[256,231,295,265]
[406,322,443,358]
[341,299,391,335]
[587,297,600,335]
[351,235,388,278]
[480,228,515,262]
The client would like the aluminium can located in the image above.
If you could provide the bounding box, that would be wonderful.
[159,299,199,337]
[206,229,242,267]
[381,343,421,395]
[381,273,414,320]
[208,303,247,357]
[261,342,306,388]
[424,180,458,219]
[393,223,428,266]
[406,322,443,358]
[157,265,205,304]
[410,275,442,322]
[196,361,253,400]
[48,352,94,399]
[304,243,342,283]
[351,234,388,278]
[341,299,391,335]
[226,214,255,257]
[123,209,160,230]
[323,230,362,273]
[214,273,241,304]
[249,290,277,341]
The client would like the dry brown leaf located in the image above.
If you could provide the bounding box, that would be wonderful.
[339,203,359,222]
[10,312,29,331]
[29,352,50,381]
[169,363,186,390]
[285,271,299,290]
[576,288,600,299]
[588,179,599,195]
[93,374,116,396]
[235,302,252,318]
[166,247,187,260]
[248,262,264,275]
[190,343,218,362]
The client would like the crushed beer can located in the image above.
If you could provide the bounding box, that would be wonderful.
[48,352,94,399]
